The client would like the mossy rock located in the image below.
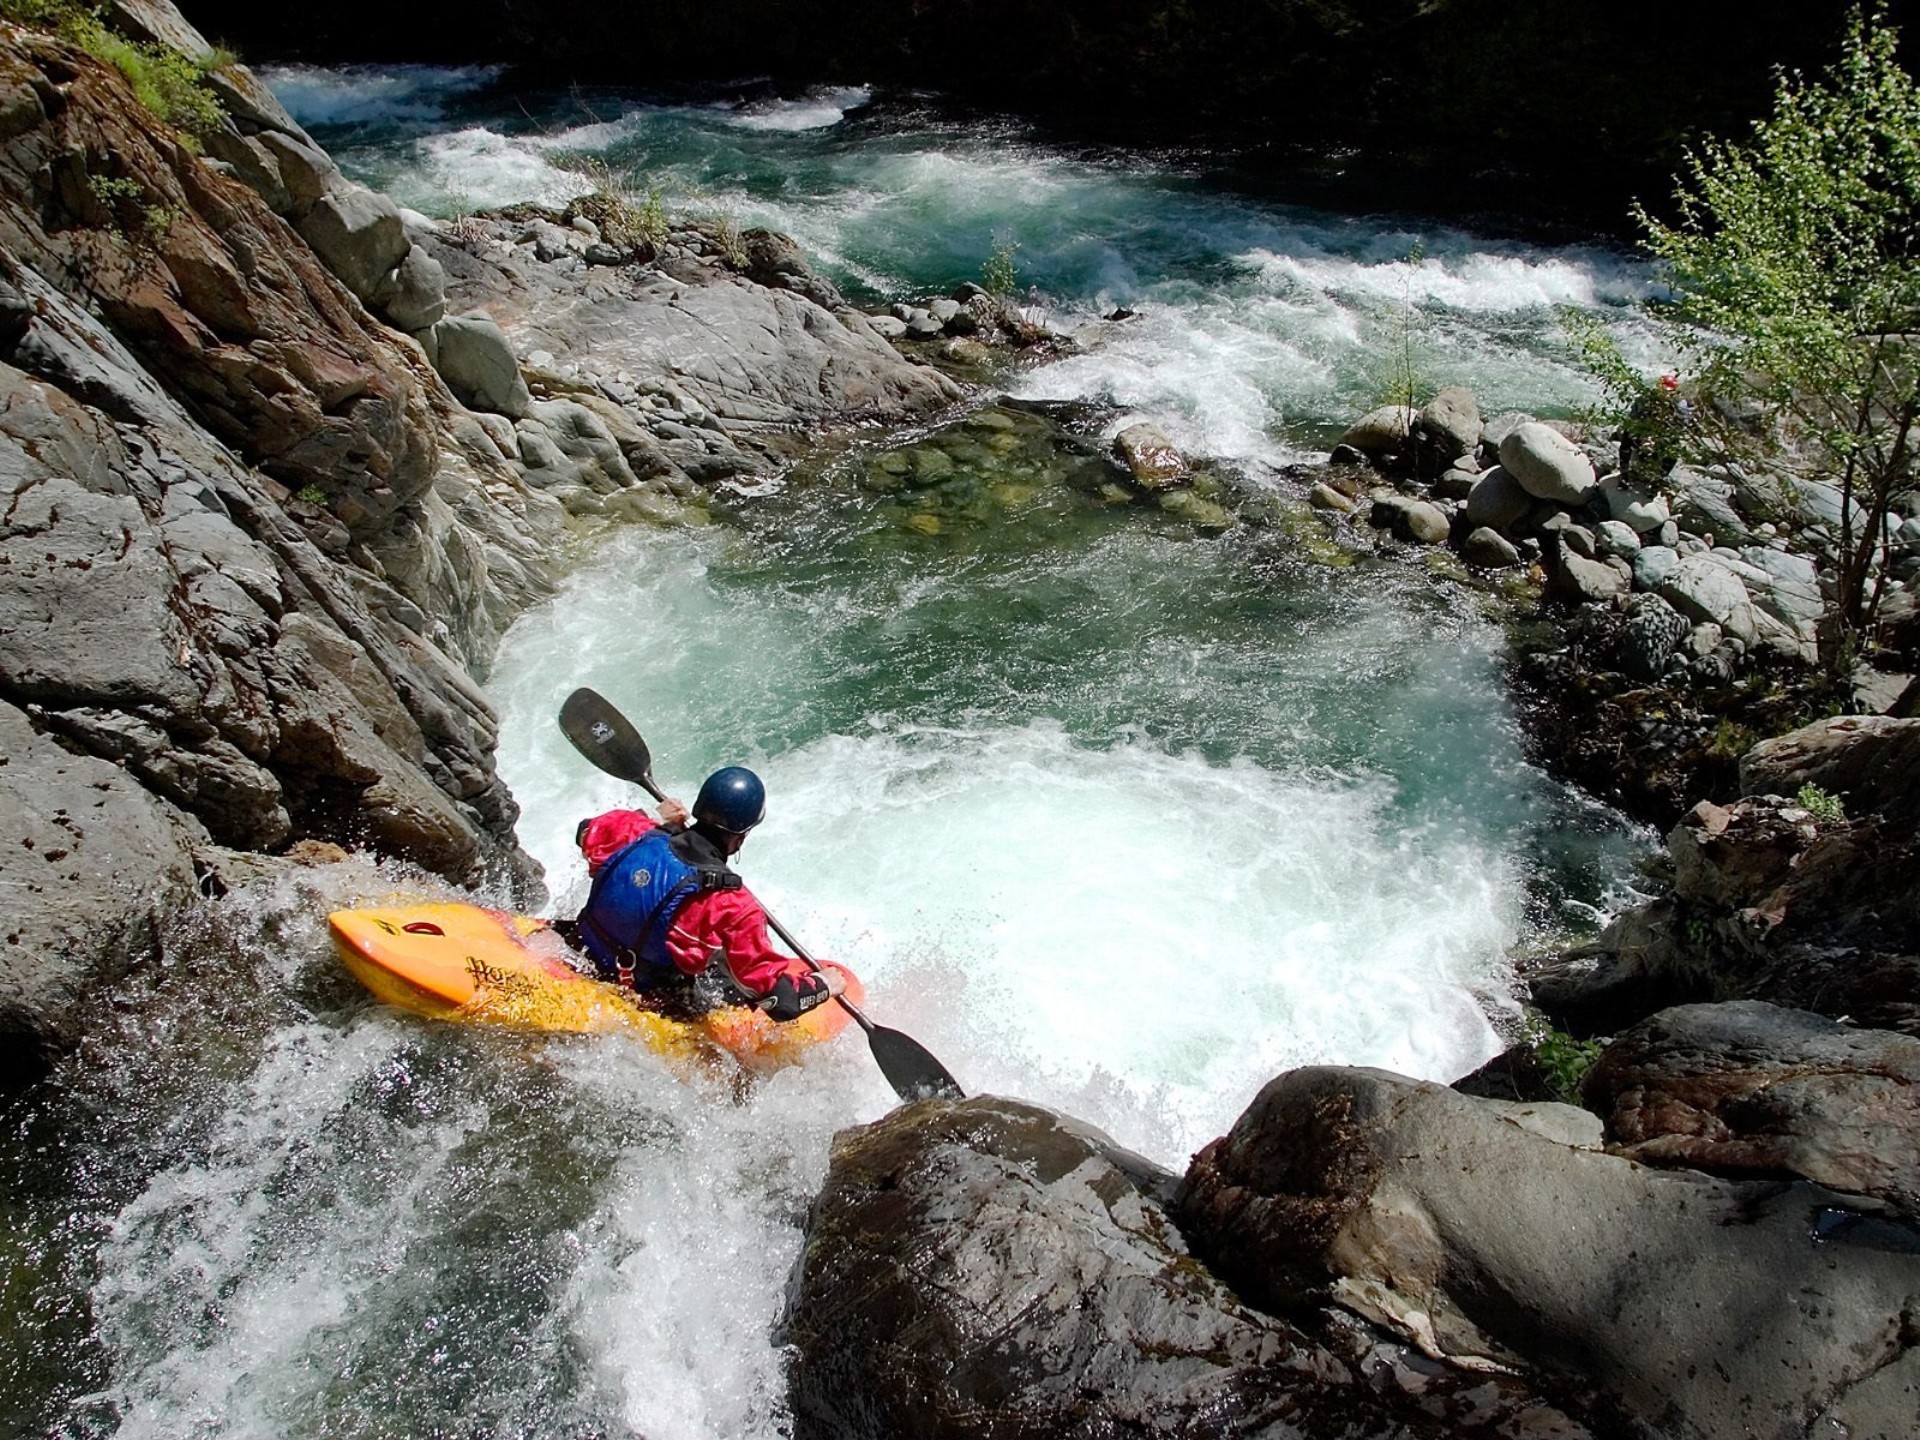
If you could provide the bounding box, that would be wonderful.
[903,512,942,536]
[1158,489,1234,531]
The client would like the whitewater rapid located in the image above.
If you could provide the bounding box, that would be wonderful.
[2,66,1667,1440]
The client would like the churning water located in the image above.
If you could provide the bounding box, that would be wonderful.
[2,68,1658,1439]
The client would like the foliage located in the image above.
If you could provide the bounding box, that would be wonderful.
[1632,4,1920,673]
[981,232,1019,299]
[294,484,327,506]
[70,14,227,145]
[1796,781,1847,820]
[549,154,669,253]
[86,172,174,247]
[1369,239,1430,414]
[1520,1013,1602,1104]
[1559,310,1690,489]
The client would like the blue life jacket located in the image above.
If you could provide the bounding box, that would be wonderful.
[576,828,739,987]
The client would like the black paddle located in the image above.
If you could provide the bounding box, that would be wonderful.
[557,687,965,1102]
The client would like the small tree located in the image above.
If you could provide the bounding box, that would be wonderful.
[1635,4,1920,675]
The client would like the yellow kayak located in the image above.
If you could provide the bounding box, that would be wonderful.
[328,901,861,1071]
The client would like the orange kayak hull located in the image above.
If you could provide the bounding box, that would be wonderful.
[327,902,860,1071]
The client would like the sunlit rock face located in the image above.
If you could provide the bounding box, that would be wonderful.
[783,1094,1588,1439]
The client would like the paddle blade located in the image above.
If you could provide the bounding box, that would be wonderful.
[559,688,662,796]
[866,1024,965,1102]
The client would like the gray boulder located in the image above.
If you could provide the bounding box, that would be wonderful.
[1741,715,1920,826]
[1587,1001,1920,1218]
[1631,543,1681,592]
[1462,525,1521,568]
[1177,1065,1920,1440]
[431,312,533,419]
[1551,550,1630,605]
[296,186,411,303]
[1370,493,1450,544]
[370,244,448,332]
[1657,553,1758,645]
[1111,421,1189,491]
[1413,385,1481,468]
[1668,465,1755,544]
[1618,592,1692,680]
[1499,421,1597,505]
[1464,464,1532,533]
[784,1095,1584,1439]
[1599,471,1672,534]
[1337,404,1415,462]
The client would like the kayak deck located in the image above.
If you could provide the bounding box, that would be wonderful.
[328,901,860,1070]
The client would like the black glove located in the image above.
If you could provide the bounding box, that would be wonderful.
[764,971,833,1023]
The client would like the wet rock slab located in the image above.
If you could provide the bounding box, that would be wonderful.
[784,1094,1587,1439]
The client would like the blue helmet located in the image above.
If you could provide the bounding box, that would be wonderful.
[693,766,767,835]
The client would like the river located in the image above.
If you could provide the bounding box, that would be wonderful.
[2,69,1658,1440]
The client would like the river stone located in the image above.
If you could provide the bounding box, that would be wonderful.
[784,1095,1586,1439]
[1657,554,1757,645]
[1111,422,1188,491]
[1307,480,1353,512]
[1618,592,1692,681]
[296,185,412,302]
[1176,1065,1920,1440]
[1594,519,1641,558]
[1370,493,1450,544]
[1668,465,1753,544]
[1552,550,1629,605]
[431,312,532,418]
[1599,471,1671,534]
[1464,464,1531,532]
[369,243,447,332]
[1631,544,1680,592]
[1587,1001,1920,1217]
[1433,464,1477,500]
[1500,421,1598,505]
[1462,525,1521,568]
[0,698,201,1084]
[1413,385,1481,474]
[1337,404,1414,462]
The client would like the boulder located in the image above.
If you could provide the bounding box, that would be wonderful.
[1177,1065,1920,1440]
[431,312,533,419]
[1550,550,1629,605]
[1369,493,1450,544]
[1599,471,1671,534]
[1464,464,1532,533]
[1630,543,1681,591]
[1656,553,1758,645]
[1413,385,1481,468]
[1617,592,1692,680]
[1587,1001,1920,1218]
[296,186,412,302]
[1741,716,1920,827]
[1668,465,1754,544]
[1593,519,1641,558]
[1111,421,1188,491]
[1337,404,1415,462]
[1500,421,1598,505]
[369,244,448,332]
[783,1095,1584,1439]
[1461,526,1521,568]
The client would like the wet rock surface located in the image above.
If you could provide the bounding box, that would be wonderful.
[1176,1066,1920,1440]
[1586,1001,1920,1219]
[784,1095,1589,1439]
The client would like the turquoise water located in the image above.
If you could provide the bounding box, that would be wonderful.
[1,70,1660,1440]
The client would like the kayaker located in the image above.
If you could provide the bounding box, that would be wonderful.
[563,766,847,1021]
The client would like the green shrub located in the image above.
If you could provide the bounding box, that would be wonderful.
[1796,782,1846,821]
[8,5,231,147]
[981,233,1019,299]
[1520,1013,1602,1103]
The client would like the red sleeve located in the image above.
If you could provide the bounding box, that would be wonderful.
[577,810,657,876]
[667,886,813,999]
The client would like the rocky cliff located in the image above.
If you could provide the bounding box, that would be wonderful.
[0,2,964,1081]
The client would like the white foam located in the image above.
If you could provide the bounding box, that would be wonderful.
[724,86,873,132]
[261,64,505,129]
